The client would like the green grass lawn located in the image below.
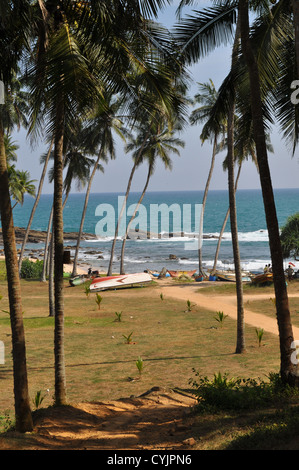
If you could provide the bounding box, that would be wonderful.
[2,267,299,450]
[0,275,281,412]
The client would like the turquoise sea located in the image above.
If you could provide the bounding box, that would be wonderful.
[4,188,299,274]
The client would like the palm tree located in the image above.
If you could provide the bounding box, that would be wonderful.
[71,96,124,277]
[189,79,225,276]
[29,0,188,404]
[119,119,184,274]
[238,0,299,384]
[175,0,299,381]
[0,0,33,432]
[18,137,54,274]
[9,168,36,209]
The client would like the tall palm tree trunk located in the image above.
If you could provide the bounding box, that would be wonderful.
[41,204,53,282]
[18,138,54,274]
[212,164,242,274]
[49,190,69,318]
[227,103,245,353]
[120,161,153,274]
[239,0,299,383]
[72,150,102,277]
[53,98,67,405]
[198,135,217,276]
[107,161,138,275]
[107,134,149,276]
[0,117,33,432]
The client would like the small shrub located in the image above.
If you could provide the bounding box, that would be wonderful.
[20,258,44,279]
[189,370,299,412]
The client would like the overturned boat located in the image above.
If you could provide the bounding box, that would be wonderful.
[89,272,152,292]
[168,270,196,278]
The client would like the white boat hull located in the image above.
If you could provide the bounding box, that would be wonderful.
[89,272,152,292]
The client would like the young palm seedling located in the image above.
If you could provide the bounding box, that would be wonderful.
[136,356,145,376]
[256,328,264,347]
[214,311,228,327]
[123,332,134,344]
[84,283,90,298]
[95,293,103,310]
[114,311,122,322]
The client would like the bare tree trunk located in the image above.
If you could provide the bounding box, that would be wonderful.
[198,135,217,276]
[239,0,299,383]
[18,138,54,274]
[41,204,53,282]
[120,162,153,274]
[107,134,149,276]
[227,103,245,354]
[0,116,33,432]
[212,164,242,274]
[107,161,138,275]
[48,231,54,317]
[53,98,67,405]
[72,150,103,277]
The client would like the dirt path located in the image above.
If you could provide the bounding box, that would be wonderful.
[159,282,299,339]
[1,388,198,450]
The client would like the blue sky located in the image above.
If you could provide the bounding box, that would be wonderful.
[11,1,299,194]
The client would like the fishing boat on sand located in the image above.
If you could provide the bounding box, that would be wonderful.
[214,270,252,283]
[168,269,196,278]
[89,272,152,292]
[69,274,88,286]
[251,272,273,285]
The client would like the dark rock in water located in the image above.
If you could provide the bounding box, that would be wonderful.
[169,254,177,260]
[0,227,98,246]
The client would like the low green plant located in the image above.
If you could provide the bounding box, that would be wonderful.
[95,293,103,310]
[114,311,122,322]
[160,293,164,301]
[256,328,264,347]
[123,332,134,344]
[189,370,299,412]
[84,284,90,298]
[32,390,47,410]
[214,310,228,327]
[186,299,196,311]
[136,356,144,376]
[0,411,14,433]
[20,258,44,279]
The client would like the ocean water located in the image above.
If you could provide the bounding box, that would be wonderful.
[4,188,299,274]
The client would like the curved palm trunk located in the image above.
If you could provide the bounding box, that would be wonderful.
[212,164,242,274]
[198,135,217,276]
[53,98,67,405]
[0,117,33,432]
[41,204,53,282]
[239,0,299,383]
[18,138,54,275]
[72,150,103,277]
[107,133,149,276]
[107,161,137,275]
[227,103,245,354]
[120,161,153,274]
